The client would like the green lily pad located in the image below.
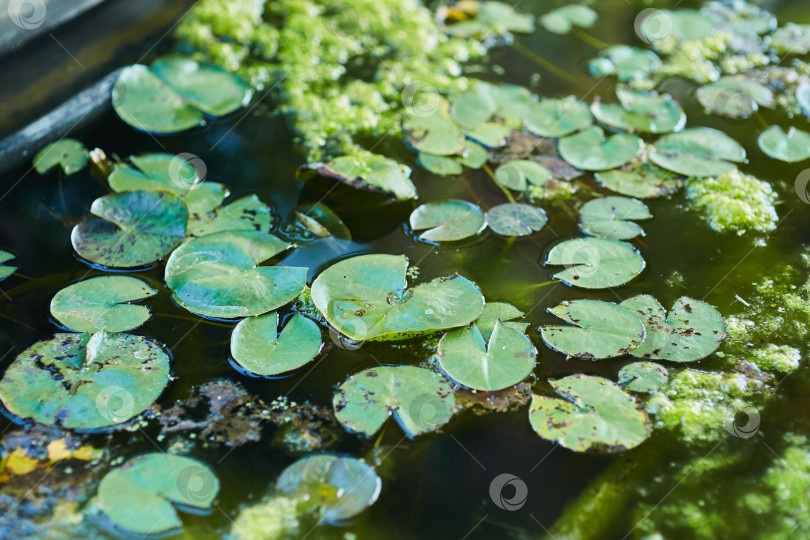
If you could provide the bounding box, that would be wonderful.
[445,1,534,38]
[276,454,381,523]
[619,295,725,362]
[299,151,416,201]
[333,365,455,438]
[230,312,322,376]
[544,237,645,289]
[71,190,188,269]
[409,200,485,242]
[460,142,489,169]
[558,127,643,171]
[494,160,551,191]
[477,83,537,123]
[703,1,775,35]
[474,302,528,341]
[595,164,681,199]
[403,103,466,156]
[540,5,597,34]
[418,152,463,176]
[450,89,496,130]
[650,128,745,177]
[639,9,713,43]
[696,76,774,118]
[591,90,685,134]
[0,251,17,281]
[757,126,810,163]
[50,276,157,333]
[464,122,511,148]
[438,321,536,391]
[540,300,645,359]
[588,46,661,82]
[284,203,351,241]
[529,374,650,452]
[618,361,668,393]
[797,82,810,118]
[96,453,218,536]
[769,23,810,55]
[0,332,170,430]
[311,254,484,342]
[524,97,592,138]
[165,230,307,319]
[113,57,249,134]
[33,139,88,175]
[486,203,548,237]
[579,196,651,240]
[188,194,275,237]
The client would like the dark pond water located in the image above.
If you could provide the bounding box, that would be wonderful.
[1,0,810,538]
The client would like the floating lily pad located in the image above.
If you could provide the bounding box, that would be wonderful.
[619,295,725,362]
[450,89,496,130]
[284,203,351,241]
[71,190,188,269]
[188,194,275,237]
[650,128,745,177]
[438,322,536,391]
[409,200,485,242]
[524,97,592,138]
[113,56,249,134]
[769,23,810,55]
[494,160,551,191]
[418,152,463,176]
[333,365,455,438]
[276,454,381,523]
[165,230,307,319]
[588,46,661,82]
[96,453,218,536]
[0,332,170,430]
[618,361,668,393]
[0,251,16,281]
[474,302,528,341]
[757,126,810,163]
[478,83,537,123]
[50,276,157,333]
[230,312,322,376]
[798,82,810,118]
[579,196,651,240]
[486,203,548,237]
[298,151,417,201]
[311,254,484,342]
[544,237,645,289]
[465,122,511,148]
[540,5,597,34]
[696,76,774,118]
[595,164,681,199]
[591,90,685,134]
[33,139,88,175]
[540,300,645,359]
[558,127,642,171]
[403,104,466,156]
[529,374,650,452]
[460,142,489,169]
[639,9,713,43]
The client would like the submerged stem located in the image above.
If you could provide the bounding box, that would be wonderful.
[512,42,581,85]
[482,164,517,204]
[574,29,609,50]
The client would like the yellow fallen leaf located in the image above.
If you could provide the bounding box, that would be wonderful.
[6,449,39,475]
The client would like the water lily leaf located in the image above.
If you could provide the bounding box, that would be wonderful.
[0,332,170,430]
[579,196,651,240]
[230,312,322,376]
[460,142,489,169]
[486,203,548,236]
[540,300,645,359]
[464,122,511,148]
[477,83,536,123]
[438,321,536,391]
[299,151,416,201]
[494,160,551,191]
[284,203,351,241]
[475,302,528,341]
[524,97,592,138]
[333,365,455,438]
[798,82,810,118]
[311,254,484,342]
[409,200,485,242]
[418,152,463,176]
[188,194,275,237]
[544,238,645,289]
[618,361,668,393]
[50,276,157,333]
[588,46,661,82]
[529,374,650,452]
[450,89,496,130]
[757,126,810,163]
[696,76,774,118]
[650,128,745,177]
[703,1,775,35]
[33,139,88,175]
[165,230,307,319]
[639,9,713,42]
[595,163,681,199]
[404,103,466,156]
[444,1,534,38]
[108,153,227,215]
[619,295,725,362]
[276,454,381,523]
[0,251,16,281]
[591,90,685,134]
[559,127,642,171]
[71,190,188,269]
[97,453,218,536]
[540,5,597,34]
[769,23,810,55]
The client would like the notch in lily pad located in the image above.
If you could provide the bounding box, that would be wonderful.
[540,5,597,34]
[544,237,645,289]
[618,361,668,393]
[558,127,643,171]
[595,162,681,199]
[297,151,416,201]
[579,196,651,240]
[33,139,89,176]
[757,126,810,163]
[0,251,17,281]
[409,200,486,242]
[474,302,528,340]
[230,312,322,376]
[588,45,661,82]
[591,89,685,134]
[650,128,745,177]
[486,203,548,237]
